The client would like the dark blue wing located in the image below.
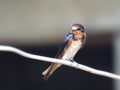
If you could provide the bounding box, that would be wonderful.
[55,32,72,58]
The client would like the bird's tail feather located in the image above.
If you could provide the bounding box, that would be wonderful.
[42,63,62,81]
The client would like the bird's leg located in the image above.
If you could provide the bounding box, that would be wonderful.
[70,59,76,62]
[69,59,79,69]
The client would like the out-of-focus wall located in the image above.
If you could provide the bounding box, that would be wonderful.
[0,0,120,45]
[0,1,120,90]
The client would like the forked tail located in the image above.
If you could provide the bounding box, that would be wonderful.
[42,63,62,81]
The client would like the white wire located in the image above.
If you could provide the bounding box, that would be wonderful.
[0,45,120,80]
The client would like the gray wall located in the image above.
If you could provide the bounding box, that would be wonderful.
[0,0,120,45]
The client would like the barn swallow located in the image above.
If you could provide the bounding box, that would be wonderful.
[42,23,86,80]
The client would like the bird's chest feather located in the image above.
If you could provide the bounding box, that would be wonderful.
[73,31,83,39]
[69,39,82,52]
[62,39,82,60]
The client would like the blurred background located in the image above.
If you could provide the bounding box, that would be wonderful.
[0,0,120,90]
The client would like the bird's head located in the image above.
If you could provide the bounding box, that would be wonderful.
[72,23,84,33]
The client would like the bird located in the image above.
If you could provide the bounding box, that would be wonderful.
[42,23,86,81]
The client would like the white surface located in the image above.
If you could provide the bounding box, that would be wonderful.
[113,33,120,90]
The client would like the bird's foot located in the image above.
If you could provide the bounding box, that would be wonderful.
[70,59,79,69]
[70,59,76,62]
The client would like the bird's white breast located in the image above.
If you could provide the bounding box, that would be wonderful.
[62,39,82,60]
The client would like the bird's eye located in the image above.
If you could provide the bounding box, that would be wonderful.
[72,29,76,32]
[77,28,81,30]
[79,28,84,32]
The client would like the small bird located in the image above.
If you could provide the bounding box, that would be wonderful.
[42,23,86,80]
